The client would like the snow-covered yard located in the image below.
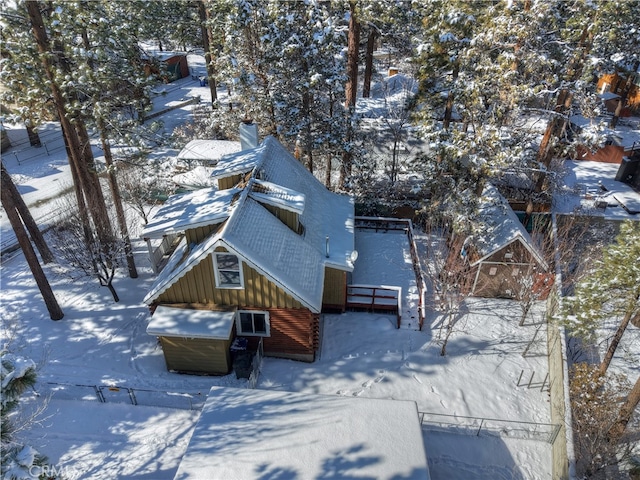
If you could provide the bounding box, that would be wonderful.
[1,56,557,479]
[1,220,554,479]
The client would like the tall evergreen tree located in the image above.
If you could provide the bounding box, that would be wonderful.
[563,221,640,377]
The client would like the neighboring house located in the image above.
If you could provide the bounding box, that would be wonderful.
[174,386,430,480]
[143,136,356,375]
[570,114,640,164]
[143,50,190,82]
[457,184,551,300]
[597,70,640,114]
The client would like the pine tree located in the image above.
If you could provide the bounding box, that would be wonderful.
[563,221,640,377]
[1,350,50,479]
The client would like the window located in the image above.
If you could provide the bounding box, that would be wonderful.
[214,253,244,288]
[237,311,269,336]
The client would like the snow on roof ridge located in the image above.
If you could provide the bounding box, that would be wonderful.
[471,183,547,269]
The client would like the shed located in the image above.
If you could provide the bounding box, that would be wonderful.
[146,306,236,374]
[174,387,431,479]
[464,184,550,300]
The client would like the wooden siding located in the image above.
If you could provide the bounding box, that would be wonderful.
[262,204,301,233]
[218,174,242,190]
[159,336,231,375]
[469,240,547,299]
[322,267,346,311]
[185,224,219,244]
[262,308,318,362]
[155,249,304,309]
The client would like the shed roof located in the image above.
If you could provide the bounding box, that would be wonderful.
[177,139,241,162]
[174,387,430,480]
[146,306,235,340]
[141,187,240,239]
[472,184,547,269]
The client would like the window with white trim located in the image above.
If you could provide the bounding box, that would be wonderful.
[214,253,244,288]
[237,311,270,336]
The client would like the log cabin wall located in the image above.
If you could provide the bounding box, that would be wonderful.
[262,308,319,362]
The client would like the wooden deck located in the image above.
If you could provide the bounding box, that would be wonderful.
[346,285,402,328]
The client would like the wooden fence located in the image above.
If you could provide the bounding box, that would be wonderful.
[346,285,402,328]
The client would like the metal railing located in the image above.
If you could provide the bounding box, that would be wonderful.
[419,411,562,445]
[44,381,208,410]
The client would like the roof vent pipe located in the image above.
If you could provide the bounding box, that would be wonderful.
[325,236,330,258]
[239,120,259,150]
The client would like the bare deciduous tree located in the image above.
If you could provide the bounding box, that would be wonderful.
[50,201,124,303]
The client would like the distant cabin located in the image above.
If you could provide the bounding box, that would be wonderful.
[453,184,552,300]
[143,136,356,375]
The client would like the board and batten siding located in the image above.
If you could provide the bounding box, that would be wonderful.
[322,267,346,311]
[218,174,243,190]
[262,204,302,234]
[159,336,232,374]
[155,248,304,309]
[185,224,220,244]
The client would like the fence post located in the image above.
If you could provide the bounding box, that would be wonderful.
[476,418,484,436]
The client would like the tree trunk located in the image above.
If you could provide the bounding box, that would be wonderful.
[598,310,639,377]
[1,178,63,320]
[608,375,640,440]
[362,28,377,99]
[1,162,54,264]
[198,0,218,105]
[106,282,120,303]
[443,63,459,130]
[339,1,360,190]
[609,63,639,129]
[27,0,114,250]
[99,124,138,279]
[26,123,41,147]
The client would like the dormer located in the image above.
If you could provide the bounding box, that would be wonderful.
[249,179,305,234]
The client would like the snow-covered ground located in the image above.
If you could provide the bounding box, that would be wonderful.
[1,212,555,479]
[3,53,636,480]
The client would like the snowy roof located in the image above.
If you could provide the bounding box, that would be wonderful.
[554,160,640,218]
[357,73,417,119]
[248,179,306,215]
[472,184,547,268]
[172,166,217,189]
[570,114,640,150]
[146,306,235,340]
[141,187,239,239]
[144,136,355,311]
[177,140,241,162]
[209,144,263,179]
[174,387,430,480]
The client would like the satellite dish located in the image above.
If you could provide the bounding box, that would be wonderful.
[350,250,359,262]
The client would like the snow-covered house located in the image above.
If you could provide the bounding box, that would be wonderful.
[459,184,551,300]
[142,136,356,374]
[174,387,430,479]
